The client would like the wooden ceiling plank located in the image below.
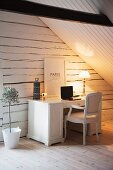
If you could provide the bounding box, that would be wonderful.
[0,0,113,26]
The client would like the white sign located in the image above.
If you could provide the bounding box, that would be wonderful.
[44,58,65,97]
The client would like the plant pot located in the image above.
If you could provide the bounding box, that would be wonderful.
[2,127,21,149]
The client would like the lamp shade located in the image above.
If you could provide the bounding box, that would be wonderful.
[79,70,90,79]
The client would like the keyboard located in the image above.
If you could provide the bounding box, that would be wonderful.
[68,95,80,101]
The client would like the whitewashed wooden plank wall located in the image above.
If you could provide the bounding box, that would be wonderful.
[0,10,113,141]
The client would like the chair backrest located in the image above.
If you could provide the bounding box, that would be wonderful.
[84,92,102,115]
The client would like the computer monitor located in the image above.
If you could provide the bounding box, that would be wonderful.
[61,86,73,100]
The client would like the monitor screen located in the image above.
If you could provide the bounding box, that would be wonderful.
[61,86,73,100]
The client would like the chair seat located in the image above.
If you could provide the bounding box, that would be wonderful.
[66,112,97,124]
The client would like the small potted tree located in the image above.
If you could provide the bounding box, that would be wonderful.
[2,87,21,149]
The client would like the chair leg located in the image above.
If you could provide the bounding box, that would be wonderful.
[96,123,99,141]
[83,123,86,145]
[64,120,67,140]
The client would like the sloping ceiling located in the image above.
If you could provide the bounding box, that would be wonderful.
[30,1,113,88]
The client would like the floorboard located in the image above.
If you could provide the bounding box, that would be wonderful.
[0,121,113,170]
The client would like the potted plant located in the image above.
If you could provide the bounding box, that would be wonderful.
[2,87,21,149]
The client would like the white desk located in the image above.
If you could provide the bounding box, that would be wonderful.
[27,98,101,146]
[28,99,63,146]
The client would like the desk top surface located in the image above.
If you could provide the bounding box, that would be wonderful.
[29,97,85,107]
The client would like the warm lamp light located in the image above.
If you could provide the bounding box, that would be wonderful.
[79,70,90,95]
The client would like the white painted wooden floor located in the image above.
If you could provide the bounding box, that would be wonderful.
[0,121,113,170]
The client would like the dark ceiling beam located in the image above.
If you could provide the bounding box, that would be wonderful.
[0,0,113,26]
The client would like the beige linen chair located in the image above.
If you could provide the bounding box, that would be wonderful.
[64,92,102,145]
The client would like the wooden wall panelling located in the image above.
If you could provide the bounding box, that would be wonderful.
[2,60,44,69]
[103,94,113,100]
[65,57,113,124]
[102,110,113,121]
[3,110,28,124]
[66,74,102,82]
[0,11,46,26]
[3,102,28,113]
[3,68,43,75]
[0,127,3,141]
[0,10,113,141]
[0,46,73,56]
[0,10,74,141]
[0,69,3,121]
[0,119,2,127]
[0,12,46,140]
[0,69,3,141]
[0,37,69,50]
[3,83,44,100]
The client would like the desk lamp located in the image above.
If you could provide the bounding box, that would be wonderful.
[79,70,90,95]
